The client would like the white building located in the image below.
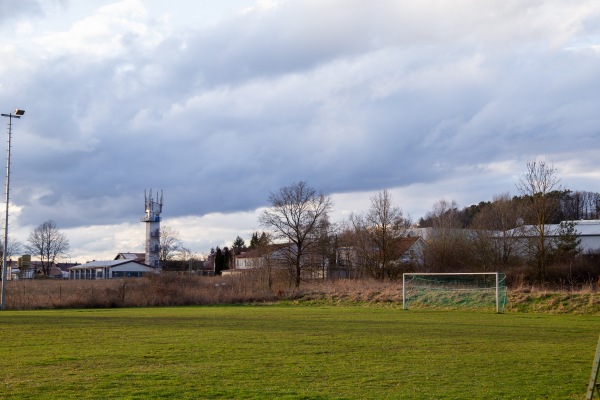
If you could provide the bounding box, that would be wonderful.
[233,243,328,279]
[507,220,600,254]
[68,260,155,280]
[565,220,600,253]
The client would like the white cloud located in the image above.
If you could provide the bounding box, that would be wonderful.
[34,0,160,59]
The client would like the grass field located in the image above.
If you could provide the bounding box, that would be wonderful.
[1,305,599,399]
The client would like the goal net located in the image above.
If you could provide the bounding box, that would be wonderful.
[402,272,507,313]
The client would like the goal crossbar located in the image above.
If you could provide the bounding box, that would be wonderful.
[403,272,506,313]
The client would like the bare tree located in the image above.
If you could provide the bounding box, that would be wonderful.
[515,158,561,280]
[424,199,474,272]
[26,220,69,276]
[256,232,275,290]
[350,190,409,279]
[159,225,182,262]
[0,235,23,260]
[471,193,526,270]
[330,222,360,279]
[259,181,332,287]
[176,247,202,273]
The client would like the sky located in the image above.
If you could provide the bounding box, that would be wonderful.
[0,0,599,262]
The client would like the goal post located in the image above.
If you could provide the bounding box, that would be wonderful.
[402,272,507,313]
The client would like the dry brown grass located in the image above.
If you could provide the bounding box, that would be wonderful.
[3,273,279,310]
[3,274,600,313]
[505,280,600,314]
[287,279,405,304]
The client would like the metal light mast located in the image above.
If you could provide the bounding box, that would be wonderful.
[1,109,24,311]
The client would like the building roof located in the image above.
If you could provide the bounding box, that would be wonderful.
[69,260,150,270]
[114,252,145,262]
[507,220,600,237]
[569,220,600,236]
[396,236,424,253]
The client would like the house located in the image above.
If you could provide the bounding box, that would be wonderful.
[332,236,428,279]
[234,248,263,270]
[68,260,155,280]
[396,236,427,265]
[234,244,289,270]
[7,260,19,280]
[233,243,328,279]
[232,238,428,280]
[331,246,357,279]
[12,255,35,279]
[8,258,81,279]
[10,257,53,279]
[55,263,80,279]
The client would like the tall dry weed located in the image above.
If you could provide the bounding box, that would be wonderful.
[3,274,600,313]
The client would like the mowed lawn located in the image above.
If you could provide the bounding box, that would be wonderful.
[1,305,599,399]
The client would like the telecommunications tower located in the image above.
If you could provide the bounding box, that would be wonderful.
[141,189,163,268]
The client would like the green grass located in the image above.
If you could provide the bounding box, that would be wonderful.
[1,305,599,399]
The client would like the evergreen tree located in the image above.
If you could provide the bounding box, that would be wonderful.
[556,221,582,260]
[258,232,269,247]
[249,232,260,249]
[223,246,232,270]
[232,236,246,254]
[214,247,224,275]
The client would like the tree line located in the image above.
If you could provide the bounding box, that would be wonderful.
[7,158,598,287]
[159,158,598,286]
[418,190,600,228]
[254,159,598,286]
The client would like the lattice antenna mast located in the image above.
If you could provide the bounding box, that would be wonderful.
[141,189,163,269]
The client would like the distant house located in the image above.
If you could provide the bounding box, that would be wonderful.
[195,259,214,276]
[232,239,428,280]
[233,249,261,270]
[234,244,289,270]
[68,260,155,280]
[7,260,20,280]
[397,236,427,265]
[232,243,328,279]
[9,257,56,279]
[55,263,80,279]
[332,236,428,279]
[11,255,35,279]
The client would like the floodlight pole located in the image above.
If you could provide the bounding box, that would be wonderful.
[1,109,24,311]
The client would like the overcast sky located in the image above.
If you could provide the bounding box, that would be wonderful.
[1,0,599,262]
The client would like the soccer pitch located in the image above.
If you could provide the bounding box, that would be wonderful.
[1,305,598,399]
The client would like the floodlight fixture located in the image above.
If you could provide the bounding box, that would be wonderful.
[15,109,25,116]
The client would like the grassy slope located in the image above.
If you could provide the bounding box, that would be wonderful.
[1,305,599,399]
[507,290,600,314]
[289,281,600,315]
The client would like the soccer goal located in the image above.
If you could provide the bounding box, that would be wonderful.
[402,272,507,313]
